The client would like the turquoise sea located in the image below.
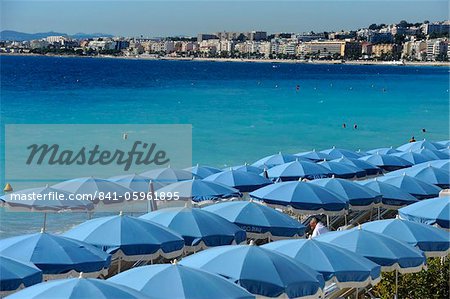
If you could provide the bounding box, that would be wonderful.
[0,55,449,237]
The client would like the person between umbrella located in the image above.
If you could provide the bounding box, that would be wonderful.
[309,217,329,238]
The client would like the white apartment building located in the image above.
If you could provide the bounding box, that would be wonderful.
[426,39,448,60]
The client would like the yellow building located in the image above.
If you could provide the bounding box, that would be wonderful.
[371,44,395,57]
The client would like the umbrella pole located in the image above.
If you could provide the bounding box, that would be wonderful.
[43,213,47,232]
[326,215,330,227]
[118,257,122,273]
[355,287,358,299]
[378,206,381,220]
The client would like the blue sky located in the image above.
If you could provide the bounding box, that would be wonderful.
[1,1,448,37]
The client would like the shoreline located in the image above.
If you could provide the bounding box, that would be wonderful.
[2,52,450,67]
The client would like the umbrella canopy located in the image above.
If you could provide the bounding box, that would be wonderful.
[359,153,412,171]
[316,227,426,273]
[140,207,246,252]
[422,159,450,171]
[362,218,450,257]
[108,264,255,299]
[262,239,381,289]
[390,151,432,165]
[385,165,450,188]
[0,255,42,293]
[320,147,364,159]
[266,160,332,181]
[435,140,450,148]
[413,148,448,160]
[153,179,241,205]
[367,147,400,155]
[203,170,272,192]
[227,164,263,174]
[109,174,166,193]
[358,179,418,209]
[397,140,439,152]
[1,185,93,212]
[53,177,132,204]
[378,174,441,199]
[399,196,450,230]
[310,178,381,210]
[203,201,306,240]
[332,157,382,176]
[251,152,299,169]
[179,244,324,298]
[295,150,332,162]
[184,165,222,179]
[0,232,111,278]
[140,167,195,182]
[249,181,348,215]
[5,277,150,299]
[317,161,366,179]
[63,214,184,261]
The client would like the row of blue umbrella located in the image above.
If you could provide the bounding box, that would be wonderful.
[4,206,449,298]
[1,194,449,298]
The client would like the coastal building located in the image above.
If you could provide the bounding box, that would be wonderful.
[361,42,372,56]
[303,41,346,57]
[329,31,356,40]
[87,40,117,51]
[422,21,450,36]
[344,41,362,59]
[402,40,427,60]
[426,39,448,60]
[46,36,67,43]
[371,43,396,58]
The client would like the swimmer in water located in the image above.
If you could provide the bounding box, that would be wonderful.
[342,123,346,128]
[422,128,426,133]
[353,124,358,129]
[296,85,300,91]
[409,136,416,143]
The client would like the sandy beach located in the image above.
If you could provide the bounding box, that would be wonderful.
[2,52,450,67]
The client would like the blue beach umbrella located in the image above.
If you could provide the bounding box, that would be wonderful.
[227,164,263,174]
[64,213,184,263]
[399,196,450,230]
[109,174,166,193]
[422,159,450,171]
[413,147,448,160]
[385,165,450,188]
[251,152,299,169]
[358,179,418,209]
[53,177,133,205]
[359,153,412,171]
[0,231,111,278]
[439,147,450,157]
[317,161,366,179]
[203,201,306,240]
[266,160,332,181]
[332,156,382,176]
[203,170,272,192]
[140,167,195,182]
[367,147,400,155]
[180,244,325,298]
[184,165,222,179]
[249,181,348,215]
[397,139,439,152]
[108,263,255,299]
[5,277,151,299]
[153,179,241,206]
[140,207,246,252]
[320,147,364,159]
[310,178,381,210]
[295,150,332,162]
[435,140,450,148]
[378,174,441,199]
[362,218,450,257]
[0,255,42,294]
[316,227,426,273]
[1,185,93,212]
[390,151,432,165]
[262,239,381,288]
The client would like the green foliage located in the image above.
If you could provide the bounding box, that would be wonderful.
[373,257,449,299]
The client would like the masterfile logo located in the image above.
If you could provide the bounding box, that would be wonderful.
[5,124,192,190]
